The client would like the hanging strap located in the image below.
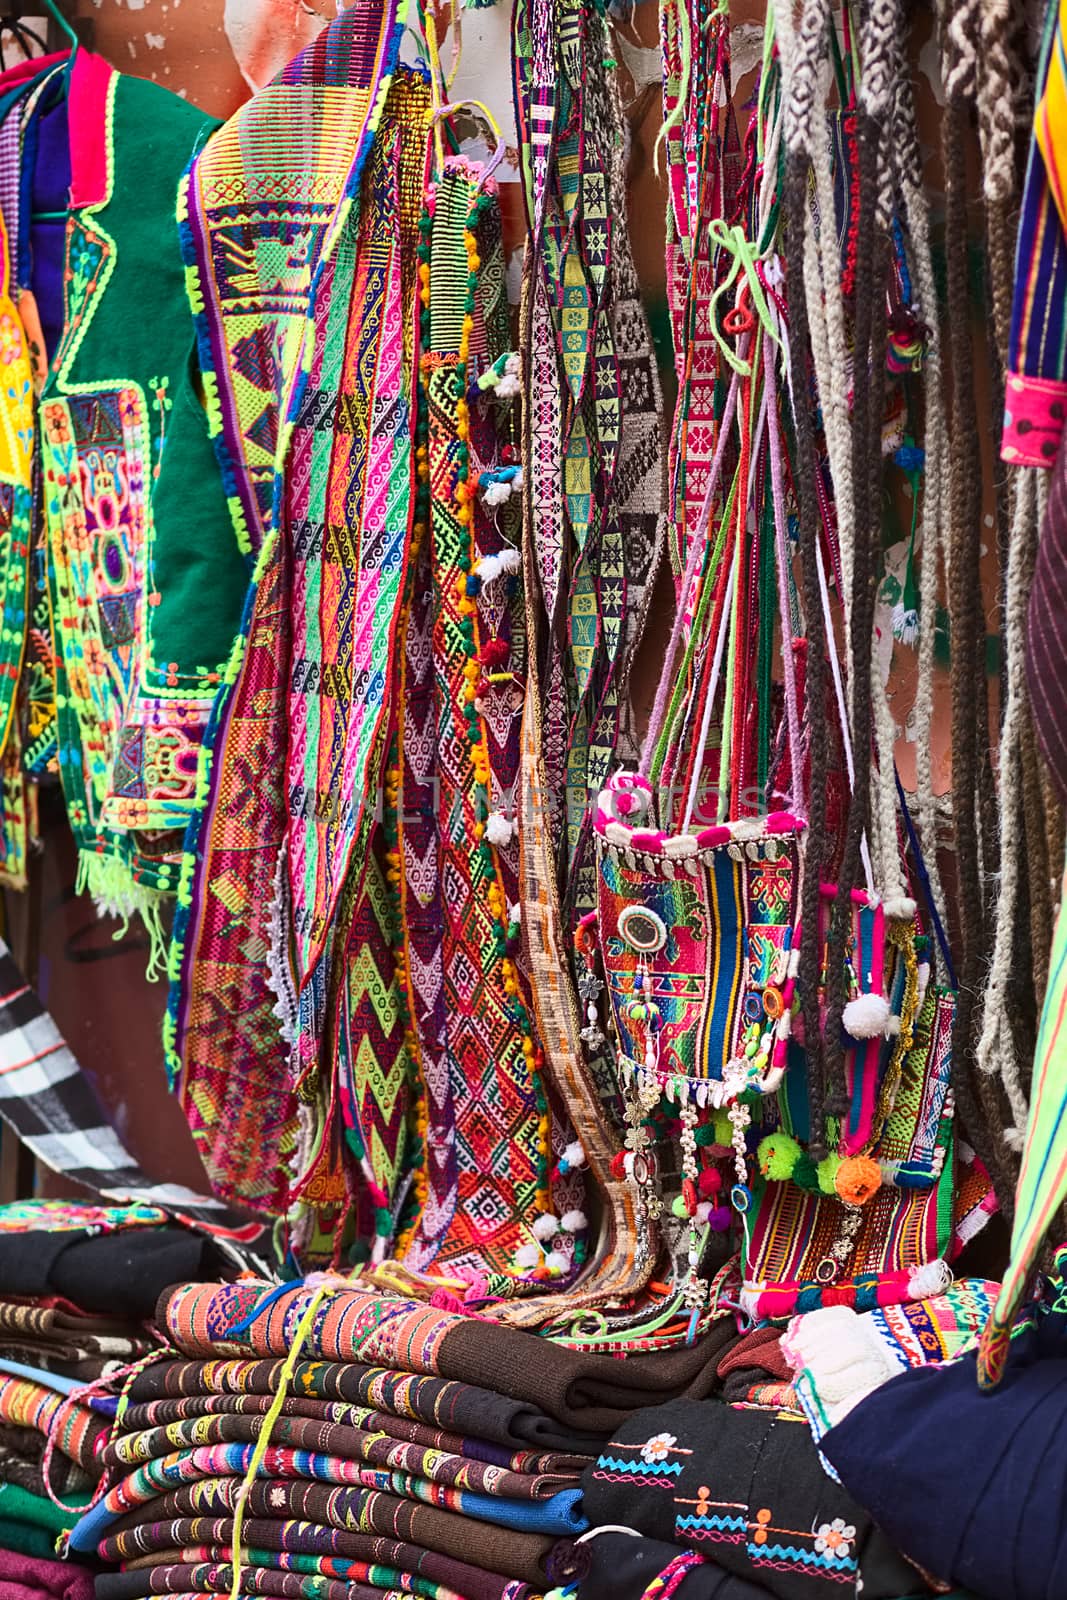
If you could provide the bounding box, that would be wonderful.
[894,767,958,988]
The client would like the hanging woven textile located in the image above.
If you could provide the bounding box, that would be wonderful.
[315,71,432,1248]
[514,0,664,928]
[395,145,587,1287]
[166,3,409,1224]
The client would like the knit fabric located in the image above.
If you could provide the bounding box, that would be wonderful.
[0,1548,94,1600]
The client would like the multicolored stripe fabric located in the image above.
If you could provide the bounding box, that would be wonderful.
[1002,0,1067,467]
[978,850,1067,1386]
[1027,402,1067,799]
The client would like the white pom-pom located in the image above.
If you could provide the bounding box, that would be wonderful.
[485,811,514,846]
[531,1213,559,1242]
[882,896,917,922]
[907,1260,952,1300]
[560,1209,587,1233]
[497,547,522,575]
[484,480,512,507]
[886,1015,901,1037]
[563,1140,586,1170]
[544,1250,568,1275]
[504,353,521,376]
[496,371,521,398]
[476,553,503,583]
[509,902,522,926]
[842,993,892,1040]
[514,1242,542,1270]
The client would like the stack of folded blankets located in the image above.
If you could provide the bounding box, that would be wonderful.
[68,1278,737,1600]
[0,1199,256,1572]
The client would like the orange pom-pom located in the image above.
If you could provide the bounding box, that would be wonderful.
[834,1155,882,1207]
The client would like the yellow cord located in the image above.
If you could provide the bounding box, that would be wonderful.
[228,1284,336,1600]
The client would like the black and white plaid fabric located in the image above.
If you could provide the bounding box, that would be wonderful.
[0,937,272,1271]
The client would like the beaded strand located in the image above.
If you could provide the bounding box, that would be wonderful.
[417,180,579,1280]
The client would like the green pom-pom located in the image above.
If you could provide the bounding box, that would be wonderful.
[374,1208,393,1238]
[816,1154,843,1196]
[793,1153,820,1192]
[348,1239,371,1266]
[757,1132,802,1182]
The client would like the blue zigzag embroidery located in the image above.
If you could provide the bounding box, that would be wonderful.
[593,1456,684,1481]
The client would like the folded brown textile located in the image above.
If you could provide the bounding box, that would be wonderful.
[95,1532,531,1600]
[715,1326,792,1383]
[0,1299,150,1381]
[100,1412,578,1499]
[118,1393,590,1477]
[93,1568,396,1600]
[0,1422,94,1499]
[157,1283,738,1433]
[128,1358,603,1456]
[103,1478,561,1584]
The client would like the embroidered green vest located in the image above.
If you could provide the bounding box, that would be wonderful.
[33,53,246,948]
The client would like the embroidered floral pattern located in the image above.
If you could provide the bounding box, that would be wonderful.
[641,1432,678,1464]
[813,1518,855,1561]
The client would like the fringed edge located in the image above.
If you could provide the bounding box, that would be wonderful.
[76,850,170,981]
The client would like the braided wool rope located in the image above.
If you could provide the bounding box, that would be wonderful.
[977,0,1023,205]
[976,467,1039,1150]
[865,0,909,906]
[892,70,952,934]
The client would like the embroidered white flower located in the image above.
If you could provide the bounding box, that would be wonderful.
[640,1432,677,1464]
[814,1519,856,1561]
